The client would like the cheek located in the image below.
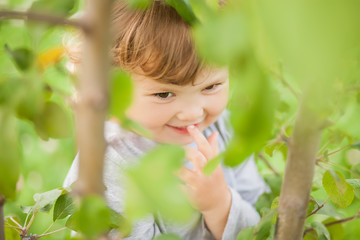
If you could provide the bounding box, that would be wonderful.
[207,89,229,116]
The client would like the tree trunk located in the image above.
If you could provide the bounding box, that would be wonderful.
[274,100,323,240]
[0,196,5,240]
[74,0,113,197]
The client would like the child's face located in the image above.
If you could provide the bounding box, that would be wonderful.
[125,69,229,145]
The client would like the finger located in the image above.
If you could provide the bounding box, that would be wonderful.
[184,146,207,171]
[207,131,219,155]
[176,167,196,186]
[187,125,213,160]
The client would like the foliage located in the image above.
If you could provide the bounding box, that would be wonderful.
[1,0,360,239]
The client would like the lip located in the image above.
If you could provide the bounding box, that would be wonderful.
[167,123,200,135]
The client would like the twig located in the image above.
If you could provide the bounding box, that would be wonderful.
[9,217,23,229]
[258,153,281,176]
[0,10,89,32]
[25,209,37,232]
[306,198,329,218]
[270,69,301,101]
[36,227,67,239]
[316,144,352,163]
[0,196,5,240]
[303,211,360,236]
[42,221,55,235]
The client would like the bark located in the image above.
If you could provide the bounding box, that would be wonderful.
[274,100,324,240]
[0,196,5,240]
[74,0,113,197]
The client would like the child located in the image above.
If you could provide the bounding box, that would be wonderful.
[64,1,268,239]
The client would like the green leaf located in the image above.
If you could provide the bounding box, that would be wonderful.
[70,195,112,238]
[4,44,34,71]
[30,0,78,17]
[33,188,64,212]
[34,101,72,139]
[5,226,20,240]
[322,217,345,240]
[311,222,331,240]
[154,233,183,240]
[322,170,354,208]
[236,226,255,240]
[110,70,133,120]
[165,0,197,25]
[125,0,152,9]
[203,153,223,176]
[0,116,21,200]
[346,179,360,199]
[0,78,22,105]
[53,192,75,222]
[351,164,360,178]
[121,117,152,139]
[125,145,194,223]
[255,210,275,240]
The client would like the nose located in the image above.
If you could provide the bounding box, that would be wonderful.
[176,103,204,122]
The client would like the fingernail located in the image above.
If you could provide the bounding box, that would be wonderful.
[187,125,195,130]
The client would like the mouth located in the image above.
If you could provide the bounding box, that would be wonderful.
[167,123,200,135]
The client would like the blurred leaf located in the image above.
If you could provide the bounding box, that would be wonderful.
[351,141,360,150]
[69,195,111,238]
[37,46,64,71]
[16,85,45,121]
[5,226,20,240]
[109,209,131,237]
[311,221,331,240]
[34,101,72,139]
[154,233,183,240]
[0,78,22,105]
[189,0,216,23]
[0,116,21,200]
[225,55,277,166]
[255,210,275,240]
[110,70,133,120]
[351,164,360,178]
[33,188,63,212]
[203,153,223,176]
[304,230,318,240]
[322,170,354,208]
[193,7,249,66]
[323,217,345,240]
[165,0,197,25]
[236,226,255,240]
[4,44,34,71]
[53,192,75,222]
[30,0,78,17]
[306,197,317,216]
[125,145,194,223]
[125,0,151,9]
[121,117,152,139]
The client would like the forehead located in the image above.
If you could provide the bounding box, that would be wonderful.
[132,68,228,89]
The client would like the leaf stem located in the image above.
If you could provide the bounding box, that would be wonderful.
[42,222,55,235]
[258,153,281,176]
[25,209,37,233]
[306,198,329,218]
[4,223,22,234]
[36,227,67,238]
[8,217,23,229]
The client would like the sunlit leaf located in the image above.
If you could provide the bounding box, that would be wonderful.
[322,170,354,208]
[125,145,194,223]
[30,0,78,17]
[69,195,111,238]
[125,0,151,9]
[33,188,63,212]
[110,70,133,120]
[34,101,72,139]
[203,153,223,176]
[323,217,345,240]
[236,226,255,240]
[0,117,21,200]
[346,179,360,199]
[37,46,64,71]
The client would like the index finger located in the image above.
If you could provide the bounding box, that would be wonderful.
[187,125,213,160]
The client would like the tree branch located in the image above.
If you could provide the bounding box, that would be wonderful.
[274,98,324,240]
[0,196,5,240]
[0,10,89,32]
[306,198,328,218]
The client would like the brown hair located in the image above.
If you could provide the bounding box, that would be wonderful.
[110,0,203,85]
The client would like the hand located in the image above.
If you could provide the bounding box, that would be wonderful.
[178,125,231,239]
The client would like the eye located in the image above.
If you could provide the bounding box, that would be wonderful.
[204,83,221,91]
[154,92,174,99]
